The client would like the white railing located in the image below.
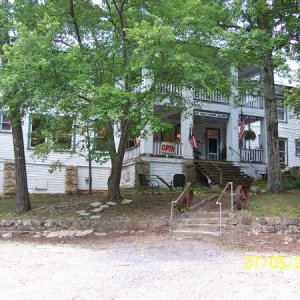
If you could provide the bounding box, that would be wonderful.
[193,89,229,104]
[123,145,141,162]
[240,148,263,163]
[241,94,263,109]
[157,84,182,95]
[153,141,183,157]
[216,182,233,236]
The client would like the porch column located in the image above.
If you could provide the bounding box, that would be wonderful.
[140,126,153,155]
[227,67,240,162]
[181,108,194,159]
[226,111,240,162]
[260,117,268,163]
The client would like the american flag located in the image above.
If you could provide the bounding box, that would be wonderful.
[238,113,245,140]
[189,124,198,149]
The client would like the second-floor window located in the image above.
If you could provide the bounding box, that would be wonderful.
[0,113,12,132]
[296,140,300,156]
[276,101,287,122]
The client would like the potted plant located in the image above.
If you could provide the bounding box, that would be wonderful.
[244,129,256,141]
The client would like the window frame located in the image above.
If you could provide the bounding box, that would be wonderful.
[296,140,300,157]
[0,112,12,133]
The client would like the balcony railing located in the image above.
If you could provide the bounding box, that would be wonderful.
[240,148,263,163]
[157,84,182,95]
[241,94,263,109]
[193,89,229,104]
[123,145,141,162]
[153,141,183,157]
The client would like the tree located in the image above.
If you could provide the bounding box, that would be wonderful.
[0,0,31,212]
[223,0,300,193]
[13,0,230,202]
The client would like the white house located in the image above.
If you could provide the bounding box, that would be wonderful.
[0,67,299,196]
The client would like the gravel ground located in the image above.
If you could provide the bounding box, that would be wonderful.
[1,234,299,300]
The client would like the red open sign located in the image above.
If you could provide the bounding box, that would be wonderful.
[160,142,176,154]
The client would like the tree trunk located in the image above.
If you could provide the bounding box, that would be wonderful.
[12,113,31,213]
[261,55,282,193]
[107,120,130,202]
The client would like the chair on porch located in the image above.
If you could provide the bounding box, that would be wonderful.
[171,174,186,191]
[138,174,160,194]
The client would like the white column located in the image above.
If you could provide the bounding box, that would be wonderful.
[181,108,194,159]
[260,117,268,163]
[140,126,153,155]
[227,67,240,162]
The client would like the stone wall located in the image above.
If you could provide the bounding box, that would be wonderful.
[229,214,300,234]
[65,166,78,195]
[3,160,16,196]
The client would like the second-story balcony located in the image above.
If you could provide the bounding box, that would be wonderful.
[241,94,264,109]
[193,89,229,104]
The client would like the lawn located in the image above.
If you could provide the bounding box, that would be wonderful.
[247,190,300,216]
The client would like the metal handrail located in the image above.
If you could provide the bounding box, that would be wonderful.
[216,182,233,236]
[169,182,192,237]
[228,146,259,177]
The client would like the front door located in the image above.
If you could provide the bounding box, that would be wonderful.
[207,129,219,160]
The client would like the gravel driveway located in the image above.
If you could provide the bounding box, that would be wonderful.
[1,235,299,300]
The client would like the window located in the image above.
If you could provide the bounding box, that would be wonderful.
[29,116,46,148]
[296,140,300,156]
[0,113,12,132]
[29,115,73,150]
[276,101,287,122]
[94,127,109,152]
[279,138,287,165]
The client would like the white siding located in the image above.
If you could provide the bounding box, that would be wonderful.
[0,160,4,195]
[77,166,110,190]
[150,160,182,188]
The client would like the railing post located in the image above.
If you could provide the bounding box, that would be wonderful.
[230,182,233,211]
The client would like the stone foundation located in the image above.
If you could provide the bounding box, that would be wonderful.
[135,161,150,188]
[3,160,16,196]
[65,166,78,195]
[183,163,196,184]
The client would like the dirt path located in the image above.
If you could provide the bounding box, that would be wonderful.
[1,234,299,300]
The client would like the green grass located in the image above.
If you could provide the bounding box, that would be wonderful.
[247,191,300,216]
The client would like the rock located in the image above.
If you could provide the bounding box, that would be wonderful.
[284,241,289,245]
[91,207,103,213]
[32,220,45,227]
[261,225,276,233]
[241,215,253,225]
[106,201,117,206]
[46,231,61,238]
[76,210,86,214]
[256,217,267,225]
[1,220,14,227]
[1,232,13,238]
[90,215,102,219]
[250,186,258,193]
[289,217,300,225]
[74,230,94,237]
[287,225,300,234]
[100,205,109,210]
[44,220,55,228]
[90,202,102,207]
[284,236,293,242]
[33,234,41,238]
[22,220,32,227]
[94,232,108,236]
[266,217,281,226]
[79,212,91,217]
[46,231,76,238]
[211,185,220,193]
[251,222,262,234]
[121,199,133,205]
[228,218,239,225]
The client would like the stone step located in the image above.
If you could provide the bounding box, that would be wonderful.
[186,211,230,218]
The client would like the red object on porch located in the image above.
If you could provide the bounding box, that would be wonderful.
[189,124,198,149]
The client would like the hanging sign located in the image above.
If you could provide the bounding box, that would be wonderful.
[160,142,176,154]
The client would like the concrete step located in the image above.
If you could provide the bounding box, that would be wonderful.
[171,229,222,239]
[176,223,227,232]
[186,211,230,218]
[182,217,229,225]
